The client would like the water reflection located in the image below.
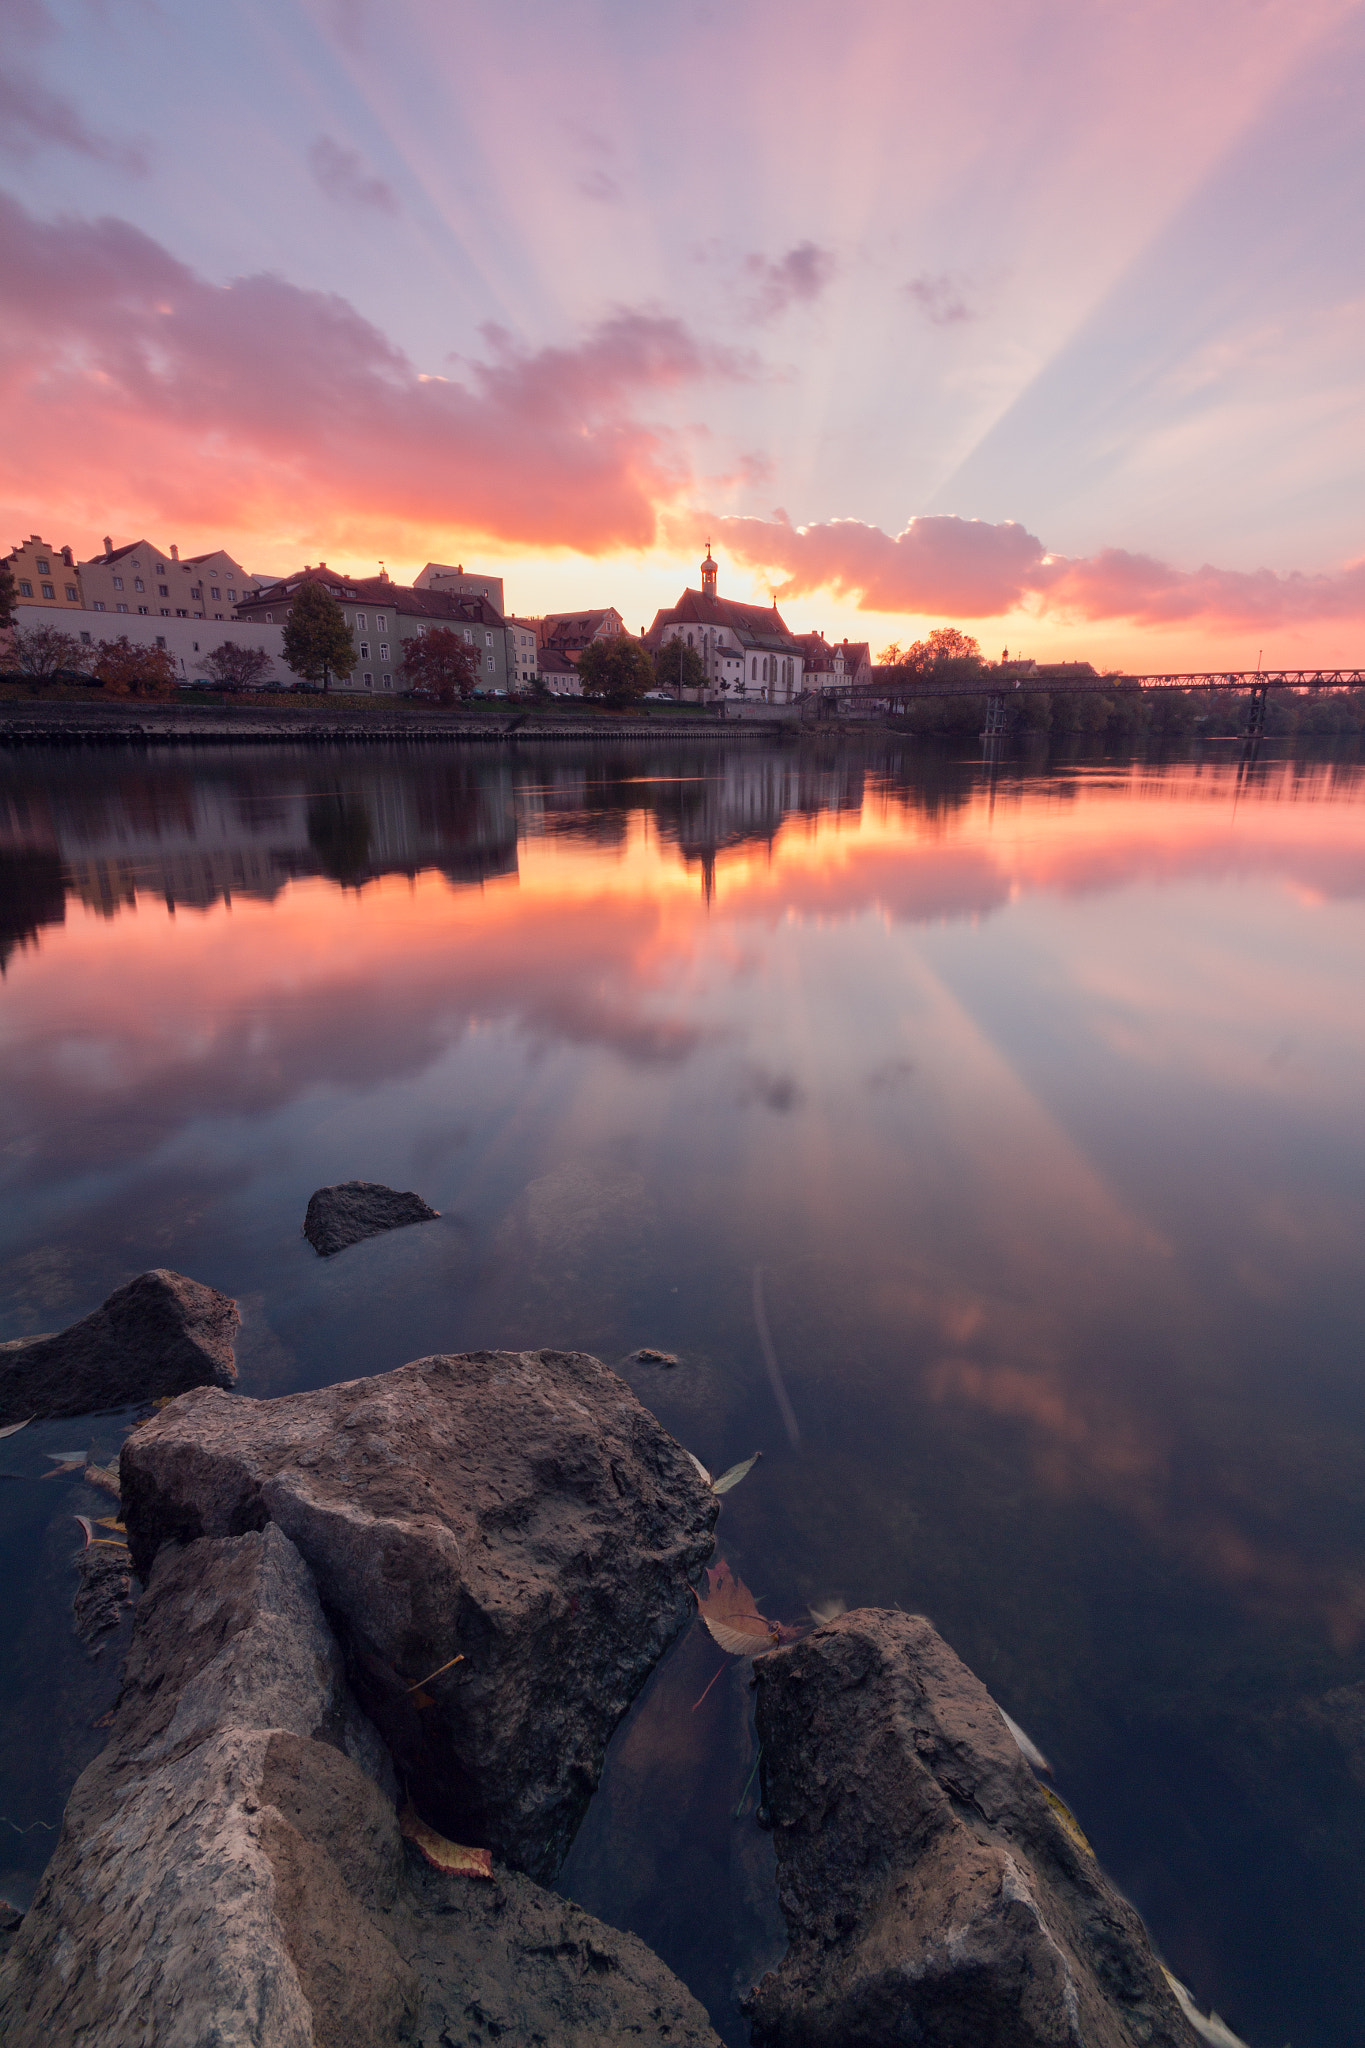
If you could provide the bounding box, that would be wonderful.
[1,737,1364,2047]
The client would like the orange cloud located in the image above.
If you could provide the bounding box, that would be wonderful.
[0,191,754,558]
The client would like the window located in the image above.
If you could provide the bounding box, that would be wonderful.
[134,578,145,592]
[35,557,50,575]
[379,644,389,661]
[138,605,148,614]
[176,608,188,617]
[193,612,203,620]
[93,600,107,612]
[214,613,223,620]
[191,585,202,598]
[116,604,128,614]
[192,641,199,653]
[79,630,91,644]
[359,642,369,659]
[227,588,237,601]
[376,614,387,632]
[161,608,170,617]
[210,587,220,600]
[355,612,366,629]
[155,635,166,649]
[41,583,55,599]
[383,673,391,687]
[751,658,757,680]
[155,564,165,574]
[65,585,78,601]
[18,579,31,597]
[158,584,169,597]
[485,632,493,646]
[113,577,124,590]
[363,672,373,688]
[686,632,693,647]
[265,611,273,623]
[485,652,494,670]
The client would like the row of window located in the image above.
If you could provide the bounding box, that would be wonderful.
[16,580,79,601]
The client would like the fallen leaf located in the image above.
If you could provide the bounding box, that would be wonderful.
[84,1464,121,1498]
[712,1451,761,1495]
[696,1559,778,1657]
[808,1596,847,1626]
[1042,1785,1093,1857]
[410,1689,435,1710]
[74,1515,94,1549]
[90,1709,116,1730]
[399,1804,493,1877]
[42,1452,86,1479]
[1000,1707,1051,1775]
[685,1450,712,1485]
[0,1418,33,1440]
[404,1653,463,1695]
[1162,1971,1251,2048]
[96,1517,126,1532]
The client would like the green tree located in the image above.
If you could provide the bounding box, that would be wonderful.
[95,636,178,698]
[577,634,655,707]
[0,557,17,632]
[399,627,481,704]
[11,624,92,679]
[282,580,356,692]
[653,638,707,697]
[203,642,275,690]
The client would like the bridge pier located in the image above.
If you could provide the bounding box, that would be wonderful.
[982,695,1009,739]
[1245,683,1269,740]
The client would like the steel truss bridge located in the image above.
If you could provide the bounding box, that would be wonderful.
[807,668,1365,739]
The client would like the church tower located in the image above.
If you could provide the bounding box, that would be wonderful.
[700,541,717,598]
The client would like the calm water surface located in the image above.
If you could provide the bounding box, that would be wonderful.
[2,736,1364,2046]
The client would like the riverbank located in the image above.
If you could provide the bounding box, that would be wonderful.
[0,692,803,746]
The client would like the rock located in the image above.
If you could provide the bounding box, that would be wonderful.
[633,1347,680,1366]
[0,1525,409,2048]
[746,1610,1198,2048]
[303,1180,439,1256]
[72,1542,134,1653]
[120,1347,717,1879]
[0,1523,722,2048]
[0,1269,238,1425]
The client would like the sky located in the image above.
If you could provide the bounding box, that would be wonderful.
[3,0,1365,669]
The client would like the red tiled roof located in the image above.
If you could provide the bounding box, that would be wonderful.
[644,586,799,649]
[239,566,507,627]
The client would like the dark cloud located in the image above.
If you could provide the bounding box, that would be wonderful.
[0,0,147,171]
[906,271,977,325]
[743,241,835,321]
[308,135,400,215]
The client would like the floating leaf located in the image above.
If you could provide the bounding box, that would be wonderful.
[410,1689,435,1710]
[399,1804,493,1878]
[1162,1971,1251,2048]
[96,1517,126,1532]
[0,1418,33,1440]
[685,1451,712,1486]
[1000,1708,1052,1776]
[84,1464,121,1498]
[1041,1785,1093,1857]
[74,1515,94,1549]
[696,1559,778,1658]
[404,1653,463,1696]
[808,1596,847,1626]
[712,1451,762,1496]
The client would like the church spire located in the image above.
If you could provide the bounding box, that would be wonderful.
[700,540,717,597]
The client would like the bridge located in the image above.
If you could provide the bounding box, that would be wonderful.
[805,667,1365,739]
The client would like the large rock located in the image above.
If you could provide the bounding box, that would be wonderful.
[747,1610,1198,2048]
[303,1180,439,1256]
[0,1525,722,2048]
[121,1347,717,1878]
[0,1268,238,1424]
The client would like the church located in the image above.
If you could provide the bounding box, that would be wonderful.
[644,547,807,704]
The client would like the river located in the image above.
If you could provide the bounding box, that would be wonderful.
[1,733,1363,2046]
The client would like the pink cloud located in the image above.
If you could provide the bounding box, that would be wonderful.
[742,242,835,322]
[0,192,754,554]
[710,512,1365,632]
[308,136,399,215]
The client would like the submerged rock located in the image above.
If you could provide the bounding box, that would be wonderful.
[303,1179,439,1256]
[72,1542,134,1653]
[747,1609,1198,2048]
[0,1269,238,1425]
[0,1524,721,2047]
[121,1347,717,1879]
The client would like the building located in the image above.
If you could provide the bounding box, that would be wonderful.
[539,608,625,660]
[77,539,269,622]
[5,537,83,610]
[10,605,286,684]
[413,563,506,615]
[506,618,541,690]
[535,647,582,697]
[794,632,873,692]
[236,564,515,693]
[644,547,806,704]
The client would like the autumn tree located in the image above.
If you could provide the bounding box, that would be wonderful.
[883,626,986,688]
[400,627,481,704]
[95,636,178,698]
[203,642,275,691]
[11,624,92,679]
[282,580,356,692]
[577,634,655,707]
[653,639,707,697]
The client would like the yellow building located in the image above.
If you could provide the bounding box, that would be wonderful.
[5,535,83,609]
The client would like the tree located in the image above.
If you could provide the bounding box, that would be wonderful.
[577,634,655,707]
[653,638,707,697]
[94,636,178,698]
[400,627,481,704]
[884,626,986,689]
[10,624,92,679]
[282,580,356,692]
[203,642,275,691]
[0,557,16,632]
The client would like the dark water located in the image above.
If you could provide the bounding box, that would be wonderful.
[2,735,1364,2046]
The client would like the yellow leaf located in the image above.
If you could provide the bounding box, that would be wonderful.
[696,1559,778,1657]
[1042,1785,1093,1857]
[399,1804,493,1877]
